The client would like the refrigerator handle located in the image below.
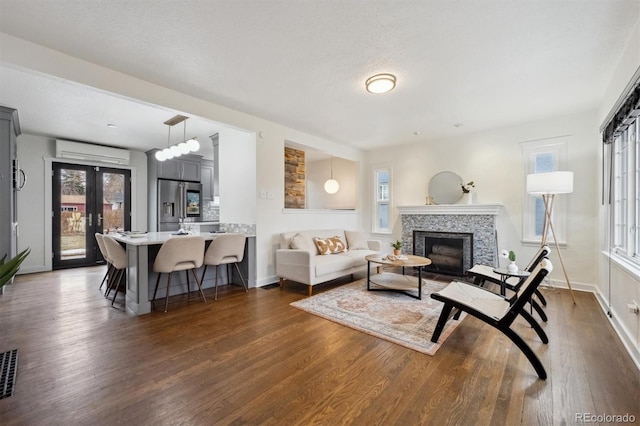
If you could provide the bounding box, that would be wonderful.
[179,183,185,220]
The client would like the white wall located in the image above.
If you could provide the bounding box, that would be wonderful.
[364,111,600,288]
[15,134,53,273]
[597,19,640,367]
[306,157,357,210]
[218,127,257,225]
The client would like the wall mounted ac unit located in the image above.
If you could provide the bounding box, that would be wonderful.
[56,140,130,165]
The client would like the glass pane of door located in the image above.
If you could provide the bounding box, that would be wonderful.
[53,163,94,269]
[101,171,126,233]
[61,169,87,260]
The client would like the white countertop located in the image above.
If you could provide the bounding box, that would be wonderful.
[109,231,254,246]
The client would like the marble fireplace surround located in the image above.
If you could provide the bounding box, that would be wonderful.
[398,205,502,268]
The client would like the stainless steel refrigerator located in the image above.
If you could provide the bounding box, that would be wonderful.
[157,179,202,231]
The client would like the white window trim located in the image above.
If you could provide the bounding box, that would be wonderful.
[521,137,569,245]
[372,162,392,234]
[608,119,640,268]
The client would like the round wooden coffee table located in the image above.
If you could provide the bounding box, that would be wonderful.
[365,254,432,299]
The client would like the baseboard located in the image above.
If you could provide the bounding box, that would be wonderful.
[593,289,640,372]
[17,266,50,275]
[542,278,598,293]
[255,275,280,287]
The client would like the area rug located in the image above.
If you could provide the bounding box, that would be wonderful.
[290,278,466,355]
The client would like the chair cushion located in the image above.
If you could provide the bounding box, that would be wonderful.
[435,281,510,320]
[313,236,347,255]
[345,230,368,250]
[468,264,520,286]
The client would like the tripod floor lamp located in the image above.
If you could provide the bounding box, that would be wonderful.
[526,171,577,304]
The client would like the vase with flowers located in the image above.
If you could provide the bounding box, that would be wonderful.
[460,181,475,204]
[501,249,518,272]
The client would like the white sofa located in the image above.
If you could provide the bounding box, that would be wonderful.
[276,229,382,295]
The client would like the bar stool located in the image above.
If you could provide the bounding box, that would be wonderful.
[94,233,112,292]
[102,235,128,306]
[152,235,206,312]
[201,233,248,300]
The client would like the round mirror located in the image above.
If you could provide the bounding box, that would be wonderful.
[428,171,463,204]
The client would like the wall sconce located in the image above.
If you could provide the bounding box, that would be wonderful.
[324,156,340,194]
[155,115,200,161]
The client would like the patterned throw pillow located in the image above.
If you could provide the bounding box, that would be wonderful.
[313,236,347,255]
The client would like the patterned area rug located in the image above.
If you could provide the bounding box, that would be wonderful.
[290,278,466,355]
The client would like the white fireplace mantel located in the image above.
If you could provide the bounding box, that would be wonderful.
[397,204,502,215]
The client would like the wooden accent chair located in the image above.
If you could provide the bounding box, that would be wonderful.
[467,245,550,321]
[152,236,206,312]
[201,233,248,300]
[430,259,553,380]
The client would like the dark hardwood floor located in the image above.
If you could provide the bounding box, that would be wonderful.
[0,267,638,425]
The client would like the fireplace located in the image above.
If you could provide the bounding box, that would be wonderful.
[399,204,501,269]
[413,230,473,276]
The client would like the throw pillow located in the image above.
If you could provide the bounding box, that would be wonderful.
[344,230,368,250]
[289,233,309,251]
[313,236,347,255]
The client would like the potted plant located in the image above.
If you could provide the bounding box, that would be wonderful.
[501,249,517,273]
[0,248,30,294]
[391,240,402,256]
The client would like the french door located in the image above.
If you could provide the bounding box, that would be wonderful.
[52,163,131,270]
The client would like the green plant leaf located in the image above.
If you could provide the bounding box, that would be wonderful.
[0,248,30,289]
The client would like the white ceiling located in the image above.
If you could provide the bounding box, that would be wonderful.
[0,0,638,154]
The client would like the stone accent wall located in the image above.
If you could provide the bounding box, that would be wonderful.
[401,214,497,266]
[284,147,305,209]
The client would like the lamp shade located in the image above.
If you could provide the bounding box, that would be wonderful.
[526,171,574,194]
[324,179,340,194]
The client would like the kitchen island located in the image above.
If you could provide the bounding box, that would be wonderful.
[110,231,255,315]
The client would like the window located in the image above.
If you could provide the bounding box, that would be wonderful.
[521,137,569,244]
[611,119,640,263]
[372,164,391,233]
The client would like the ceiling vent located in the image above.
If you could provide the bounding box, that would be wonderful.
[56,140,130,165]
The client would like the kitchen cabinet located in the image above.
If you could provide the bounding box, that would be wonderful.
[157,154,202,182]
[201,159,214,202]
[0,106,21,261]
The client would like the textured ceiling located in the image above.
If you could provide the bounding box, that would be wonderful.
[0,0,638,152]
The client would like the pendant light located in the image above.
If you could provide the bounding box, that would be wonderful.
[324,156,340,194]
[155,115,200,161]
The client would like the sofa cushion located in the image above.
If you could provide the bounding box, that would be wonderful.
[290,233,311,250]
[341,249,379,267]
[315,253,353,277]
[345,230,368,250]
[313,236,347,255]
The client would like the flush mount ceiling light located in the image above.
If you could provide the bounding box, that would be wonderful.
[365,73,396,94]
[155,115,200,162]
